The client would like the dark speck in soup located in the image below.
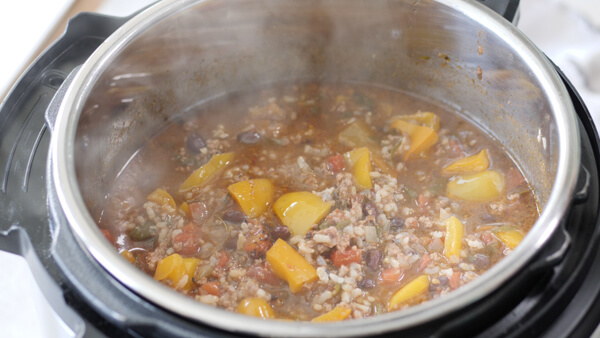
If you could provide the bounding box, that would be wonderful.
[98,83,539,321]
[186,133,207,153]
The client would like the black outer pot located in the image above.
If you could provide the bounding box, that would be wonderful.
[2,1,600,337]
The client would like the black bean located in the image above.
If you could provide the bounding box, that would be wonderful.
[272,226,291,241]
[129,220,154,241]
[364,249,382,270]
[236,130,261,144]
[358,278,376,290]
[362,200,379,218]
[389,217,405,231]
[222,210,246,224]
[437,276,449,286]
[186,133,206,153]
[474,254,490,270]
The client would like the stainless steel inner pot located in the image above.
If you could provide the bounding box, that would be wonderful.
[50,0,580,336]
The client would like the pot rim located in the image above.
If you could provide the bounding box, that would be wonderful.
[50,0,580,336]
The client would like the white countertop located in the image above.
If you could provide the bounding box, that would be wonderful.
[0,0,599,337]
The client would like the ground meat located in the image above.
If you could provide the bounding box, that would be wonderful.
[336,173,356,208]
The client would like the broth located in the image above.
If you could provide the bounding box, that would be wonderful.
[98,83,538,321]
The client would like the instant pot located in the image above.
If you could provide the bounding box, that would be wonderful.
[1,0,600,337]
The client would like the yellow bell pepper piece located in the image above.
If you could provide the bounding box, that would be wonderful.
[344,147,372,189]
[447,170,505,202]
[237,297,276,319]
[179,152,234,192]
[338,120,396,176]
[388,275,429,311]
[121,250,135,263]
[266,239,318,293]
[154,253,199,291]
[390,119,439,160]
[495,230,524,249]
[154,253,183,281]
[179,257,200,291]
[227,179,274,218]
[444,216,464,260]
[392,112,440,131]
[147,188,177,212]
[442,149,490,175]
[273,191,331,236]
[311,306,352,322]
[179,202,191,217]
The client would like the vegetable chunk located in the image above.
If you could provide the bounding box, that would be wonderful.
[392,112,440,131]
[338,120,395,176]
[390,119,439,160]
[179,152,234,192]
[154,253,199,291]
[311,306,352,322]
[227,179,274,218]
[331,248,362,267]
[266,239,318,293]
[273,191,331,236]
[147,188,176,212]
[444,216,464,259]
[344,147,372,189]
[388,275,429,311]
[237,297,276,319]
[447,170,504,201]
[442,149,490,175]
[496,230,524,249]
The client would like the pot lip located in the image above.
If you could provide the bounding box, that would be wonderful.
[50,0,580,336]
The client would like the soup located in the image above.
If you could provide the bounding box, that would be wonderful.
[98,83,538,321]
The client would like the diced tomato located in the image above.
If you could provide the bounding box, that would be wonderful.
[379,267,404,285]
[247,262,281,285]
[200,281,222,296]
[449,272,461,290]
[173,223,201,256]
[327,154,345,173]
[100,229,114,243]
[331,248,362,268]
[216,251,229,269]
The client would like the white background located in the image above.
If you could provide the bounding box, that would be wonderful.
[0,0,599,337]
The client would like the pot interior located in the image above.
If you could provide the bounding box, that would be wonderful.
[58,0,578,335]
[77,0,560,213]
